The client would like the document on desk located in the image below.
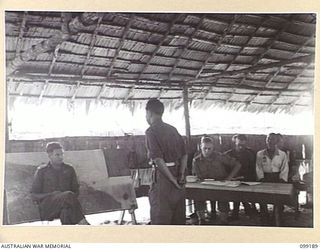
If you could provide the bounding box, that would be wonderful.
[241,182,262,186]
[201,180,241,187]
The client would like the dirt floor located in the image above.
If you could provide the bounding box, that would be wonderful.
[17,197,313,227]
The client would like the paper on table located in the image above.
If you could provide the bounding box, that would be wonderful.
[201,180,241,187]
[241,181,261,186]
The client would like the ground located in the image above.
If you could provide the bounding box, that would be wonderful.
[17,197,313,227]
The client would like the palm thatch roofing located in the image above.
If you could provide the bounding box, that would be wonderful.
[5,12,316,114]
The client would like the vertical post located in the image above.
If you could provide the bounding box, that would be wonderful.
[183,84,191,147]
[5,81,10,152]
[183,84,193,214]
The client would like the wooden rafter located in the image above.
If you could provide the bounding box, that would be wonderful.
[193,15,240,102]
[8,77,310,99]
[135,14,181,83]
[97,14,135,100]
[69,15,104,102]
[39,13,69,103]
[191,54,313,84]
[71,81,81,101]
[236,16,294,105]
[224,16,270,102]
[13,12,28,95]
[268,61,312,107]
[8,92,310,108]
[247,34,315,106]
[80,15,104,78]
[196,15,240,80]
[123,14,181,102]
[15,11,28,57]
[10,73,312,94]
[167,15,206,82]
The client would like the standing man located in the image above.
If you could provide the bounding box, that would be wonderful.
[145,98,188,225]
[256,133,289,225]
[225,134,256,220]
[192,136,241,224]
[31,142,89,225]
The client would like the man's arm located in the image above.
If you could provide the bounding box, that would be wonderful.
[70,167,80,197]
[31,191,61,202]
[153,158,182,189]
[279,153,289,182]
[225,159,241,181]
[30,166,62,202]
[177,154,188,186]
[256,152,264,181]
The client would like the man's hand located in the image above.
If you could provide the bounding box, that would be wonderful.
[177,174,186,187]
[172,179,183,189]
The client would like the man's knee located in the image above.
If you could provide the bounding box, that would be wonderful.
[61,191,76,199]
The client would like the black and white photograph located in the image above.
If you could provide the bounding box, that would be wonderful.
[3,10,316,232]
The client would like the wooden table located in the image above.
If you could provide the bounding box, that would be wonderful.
[186,182,297,226]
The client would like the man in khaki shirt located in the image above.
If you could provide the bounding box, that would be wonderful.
[192,136,241,224]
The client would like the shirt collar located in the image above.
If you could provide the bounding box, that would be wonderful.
[262,148,280,156]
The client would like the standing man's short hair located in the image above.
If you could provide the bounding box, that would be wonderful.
[46,142,63,154]
[146,99,164,115]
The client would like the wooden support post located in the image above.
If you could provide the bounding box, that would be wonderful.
[183,84,193,214]
[183,84,191,147]
[5,80,10,153]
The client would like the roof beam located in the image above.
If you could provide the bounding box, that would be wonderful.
[191,54,313,84]
[123,14,182,102]
[233,16,293,89]
[15,11,28,58]
[225,16,270,102]
[71,81,81,101]
[71,15,104,102]
[39,13,69,103]
[247,33,315,105]
[8,78,309,98]
[9,73,312,93]
[195,14,240,80]
[8,92,310,108]
[80,15,104,78]
[96,14,134,100]
[268,61,312,107]
[167,15,206,82]
[6,12,102,76]
[193,14,240,101]
[135,14,182,84]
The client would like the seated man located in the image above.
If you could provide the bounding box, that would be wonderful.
[256,133,289,225]
[192,136,241,224]
[31,142,89,225]
[225,134,257,220]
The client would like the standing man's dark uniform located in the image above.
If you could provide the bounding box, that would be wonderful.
[225,134,256,219]
[31,142,89,225]
[145,99,188,225]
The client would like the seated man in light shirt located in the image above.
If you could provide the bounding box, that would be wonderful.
[256,133,289,225]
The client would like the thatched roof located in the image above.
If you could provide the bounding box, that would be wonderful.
[5,12,316,114]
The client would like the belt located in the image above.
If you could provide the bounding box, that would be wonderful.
[166,162,176,167]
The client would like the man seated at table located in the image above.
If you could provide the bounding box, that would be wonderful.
[256,133,289,225]
[192,136,241,224]
[31,142,89,225]
[225,134,257,220]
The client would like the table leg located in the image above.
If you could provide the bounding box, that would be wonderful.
[118,210,125,225]
[129,209,137,225]
[274,205,281,227]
